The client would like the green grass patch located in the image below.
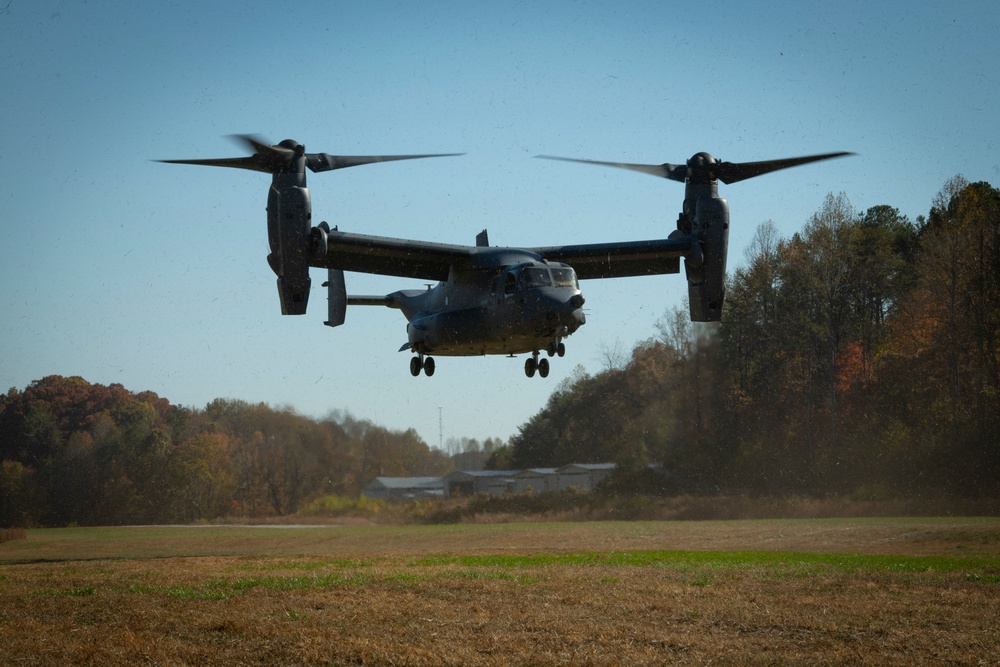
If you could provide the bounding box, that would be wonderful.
[298,494,388,517]
[32,585,98,598]
[411,549,1000,577]
[125,582,231,600]
[438,569,538,584]
[242,557,378,572]
[122,572,373,600]
[382,572,430,584]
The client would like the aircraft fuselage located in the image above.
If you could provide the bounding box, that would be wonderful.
[375,258,586,357]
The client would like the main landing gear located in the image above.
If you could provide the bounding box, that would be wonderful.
[524,353,549,378]
[525,337,567,378]
[409,354,435,377]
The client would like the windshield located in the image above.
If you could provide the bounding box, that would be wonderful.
[550,267,578,288]
[520,267,553,288]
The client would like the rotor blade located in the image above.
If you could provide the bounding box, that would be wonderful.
[229,134,297,163]
[714,152,854,184]
[154,156,277,173]
[535,155,687,183]
[157,135,296,173]
[307,153,464,173]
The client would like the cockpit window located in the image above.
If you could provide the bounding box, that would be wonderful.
[550,267,578,288]
[520,267,552,288]
[504,272,517,296]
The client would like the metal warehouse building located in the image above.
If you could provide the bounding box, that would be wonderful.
[366,463,618,500]
[362,476,445,501]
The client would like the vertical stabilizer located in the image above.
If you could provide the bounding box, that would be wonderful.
[323,269,347,327]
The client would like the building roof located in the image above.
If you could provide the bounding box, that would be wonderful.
[557,463,616,472]
[445,469,522,481]
[515,468,559,476]
[366,476,444,490]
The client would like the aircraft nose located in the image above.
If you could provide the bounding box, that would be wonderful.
[563,293,586,328]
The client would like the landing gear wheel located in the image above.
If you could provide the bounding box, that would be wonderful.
[548,339,567,358]
[423,356,435,377]
[524,357,537,378]
[409,356,422,377]
[538,358,550,378]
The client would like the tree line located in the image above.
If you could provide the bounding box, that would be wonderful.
[0,377,503,526]
[498,177,999,499]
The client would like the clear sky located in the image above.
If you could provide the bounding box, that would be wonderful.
[2,1,998,448]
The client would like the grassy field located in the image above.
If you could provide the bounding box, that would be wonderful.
[2,518,999,665]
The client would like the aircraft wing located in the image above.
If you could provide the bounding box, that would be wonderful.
[315,229,475,281]
[532,237,694,279]
[314,230,695,281]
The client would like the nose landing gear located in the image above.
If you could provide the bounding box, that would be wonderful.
[409,354,435,377]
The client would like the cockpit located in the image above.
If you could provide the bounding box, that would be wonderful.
[501,262,579,296]
[550,267,578,288]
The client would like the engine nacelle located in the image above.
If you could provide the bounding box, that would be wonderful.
[276,274,311,315]
[685,196,729,322]
[266,180,312,315]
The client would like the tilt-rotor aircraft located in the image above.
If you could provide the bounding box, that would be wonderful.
[159,136,849,378]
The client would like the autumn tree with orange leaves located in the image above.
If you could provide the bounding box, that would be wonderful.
[509,177,998,498]
[0,377,450,526]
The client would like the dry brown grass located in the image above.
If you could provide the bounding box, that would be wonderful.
[0,527,26,544]
[2,519,998,665]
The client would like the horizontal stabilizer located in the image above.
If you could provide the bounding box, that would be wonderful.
[347,295,393,306]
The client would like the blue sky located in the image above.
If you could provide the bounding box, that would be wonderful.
[2,1,998,448]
